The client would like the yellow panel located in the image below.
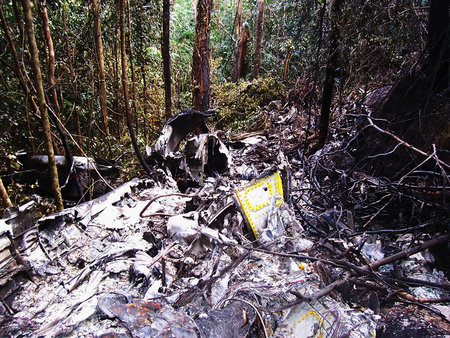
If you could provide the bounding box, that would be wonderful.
[235,172,284,240]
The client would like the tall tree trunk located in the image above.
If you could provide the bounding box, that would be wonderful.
[427,0,449,92]
[92,0,110,136]
[12,0,24,50]
[253,0,264,78]
[231,0,242,82]
[40,0,61,121]
[301,0,326,152]
[63,3,82,149]
[0,177,13,208]
[126,0,139,134]
[192,0,212,111]
[317,0,344,150]
[120,0,152,176]
[0,2,37,151]
[40,0,83,201]
[113,31,121,137]
[21,0,64,210]
[234,0,242,45]
[0,4,28,97]
[232,23,249,82]
[141,65,148,142]
[162,0,172,120]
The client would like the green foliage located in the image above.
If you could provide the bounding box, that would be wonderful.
[209,0,254,81]
[171,0,195,110]
[339,0,426,88]
[0,0,432,197]
[259,0,323,82]
[211,76,285,132]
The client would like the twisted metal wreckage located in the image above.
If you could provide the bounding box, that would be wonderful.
[0,108,448,336]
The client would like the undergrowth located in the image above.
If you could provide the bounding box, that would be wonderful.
[211,76,285,132]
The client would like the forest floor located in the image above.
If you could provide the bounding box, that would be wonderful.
[0,95,449,336]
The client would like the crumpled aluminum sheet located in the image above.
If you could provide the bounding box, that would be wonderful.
[3,134,381,337]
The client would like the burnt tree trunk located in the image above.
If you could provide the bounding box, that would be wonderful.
[427,0,449,92]
[162,0,172,119]
[232,23,249,82]
[253,0,264,78]
[317,0,343,150]
[192,0,212,111]
[92,0,110,136]
[119,0,152,176]
[21,0,64,210]
[231,0,248,82]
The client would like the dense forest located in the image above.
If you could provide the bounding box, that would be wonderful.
[1,0,446,211]
[0,0,449,336]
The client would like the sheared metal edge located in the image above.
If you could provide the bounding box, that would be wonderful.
[182,133,234,184]
[36,178,144,227]
[153,109,215,159]
[0,219,13,237]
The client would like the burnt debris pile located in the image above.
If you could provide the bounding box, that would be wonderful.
[0,102,449,337]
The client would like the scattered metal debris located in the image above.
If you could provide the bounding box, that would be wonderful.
[5,153,120,201]
[0,105,449,336]
[148,109,231,186]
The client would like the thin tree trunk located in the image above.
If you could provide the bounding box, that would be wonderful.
[0,177,13,208]
[192,0,212,111]
[0,2,36,152]
[11,0,24,50]
[63,3,82,148]
[302,0,326,153]
[126,0,139,134]
[283,45,291,80]
[141,65,148,143]
[0,4,28,96]
[162,0,172,120]
[92,0,110,136]
[231,0,243,82]
[192,0,197,23]
[317,0,344,150]
[0,69,9,91]
[120,0,152,176]
[21,0,64,210]
[40,0,61,121]
[88,57,94,143]
[113,31,120,137]
[253,0,264,78]
[40,0,83,201]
